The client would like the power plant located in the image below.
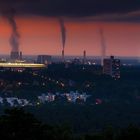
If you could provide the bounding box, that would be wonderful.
[5,9,20,61]
[0,9,45,69]
[10,51,22,61]
[1,9,114,68]
[10,51,19,60]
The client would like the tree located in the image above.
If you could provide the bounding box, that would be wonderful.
[0,108,44,140]
[0,108,74,140]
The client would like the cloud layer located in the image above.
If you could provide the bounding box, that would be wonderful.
[0,0,140,17]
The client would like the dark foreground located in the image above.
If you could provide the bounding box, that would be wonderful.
[0,108,140,140]
[0,64,140,137]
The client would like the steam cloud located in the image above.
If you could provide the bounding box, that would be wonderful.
[5,9,20,52]
[99,28,106,65]
[59,18,66,50]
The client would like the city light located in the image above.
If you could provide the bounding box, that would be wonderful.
[0,63,45,68]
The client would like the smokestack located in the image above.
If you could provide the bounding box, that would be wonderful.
[83,50,86,64]
[4,8,20,60]
[19,51,22,60]
[59,18,66,62]
[99,28,106,66]
[62,49,64,62]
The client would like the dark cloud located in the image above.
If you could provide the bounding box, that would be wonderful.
[65,11,140,23]
[0,0,140,17]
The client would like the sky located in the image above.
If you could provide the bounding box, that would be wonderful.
[0,0,140,56]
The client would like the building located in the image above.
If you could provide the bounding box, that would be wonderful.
[37,55,52,65]
[10,51,23,61]
[103,56,120,79]
[72,58,81,65]
[10,51,19,60]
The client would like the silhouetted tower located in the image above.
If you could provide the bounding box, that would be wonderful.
[62,49,65,62]
[19,51,22,60]
[83,50,86,64]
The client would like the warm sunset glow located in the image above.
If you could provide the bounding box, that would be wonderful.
[0,16,140,56]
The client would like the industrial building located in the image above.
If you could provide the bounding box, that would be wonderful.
[37,55,52,64]
[10,51,22,61]
[103,56,120,79]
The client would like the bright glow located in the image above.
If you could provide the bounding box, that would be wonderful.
[0,63,45,68]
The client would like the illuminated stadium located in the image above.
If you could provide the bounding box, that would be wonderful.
[0,62,45,68]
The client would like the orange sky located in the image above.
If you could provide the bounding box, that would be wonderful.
[0,16,140,56]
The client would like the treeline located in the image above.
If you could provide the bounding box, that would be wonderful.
[0,108,140,140]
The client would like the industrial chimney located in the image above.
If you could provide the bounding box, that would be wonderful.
[83,50,86,64]
[62,49,65,62]
[19,51,22,60]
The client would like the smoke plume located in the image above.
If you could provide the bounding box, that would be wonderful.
[59,18,66,50]
[5,9,20,52]
[99,28,106,65]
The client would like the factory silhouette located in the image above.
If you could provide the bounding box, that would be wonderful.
[0,9,120,79]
